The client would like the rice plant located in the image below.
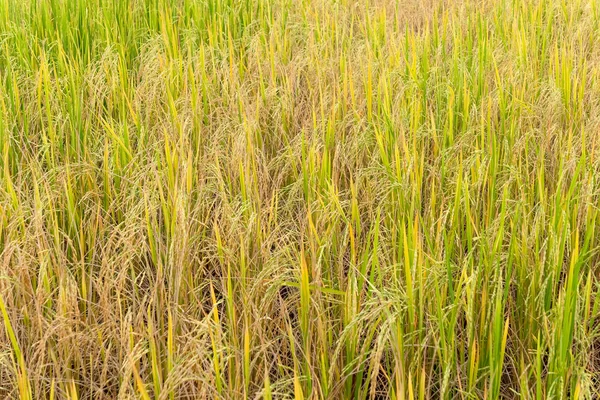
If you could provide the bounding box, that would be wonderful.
[0,0,599,398]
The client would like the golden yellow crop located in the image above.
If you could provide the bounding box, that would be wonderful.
[0,0,599,398]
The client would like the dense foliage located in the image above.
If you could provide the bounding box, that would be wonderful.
[1,0,599,398]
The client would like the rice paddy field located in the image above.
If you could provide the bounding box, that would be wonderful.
[1,0,600,398]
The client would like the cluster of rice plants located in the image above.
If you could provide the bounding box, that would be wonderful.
[1,0,600,398]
